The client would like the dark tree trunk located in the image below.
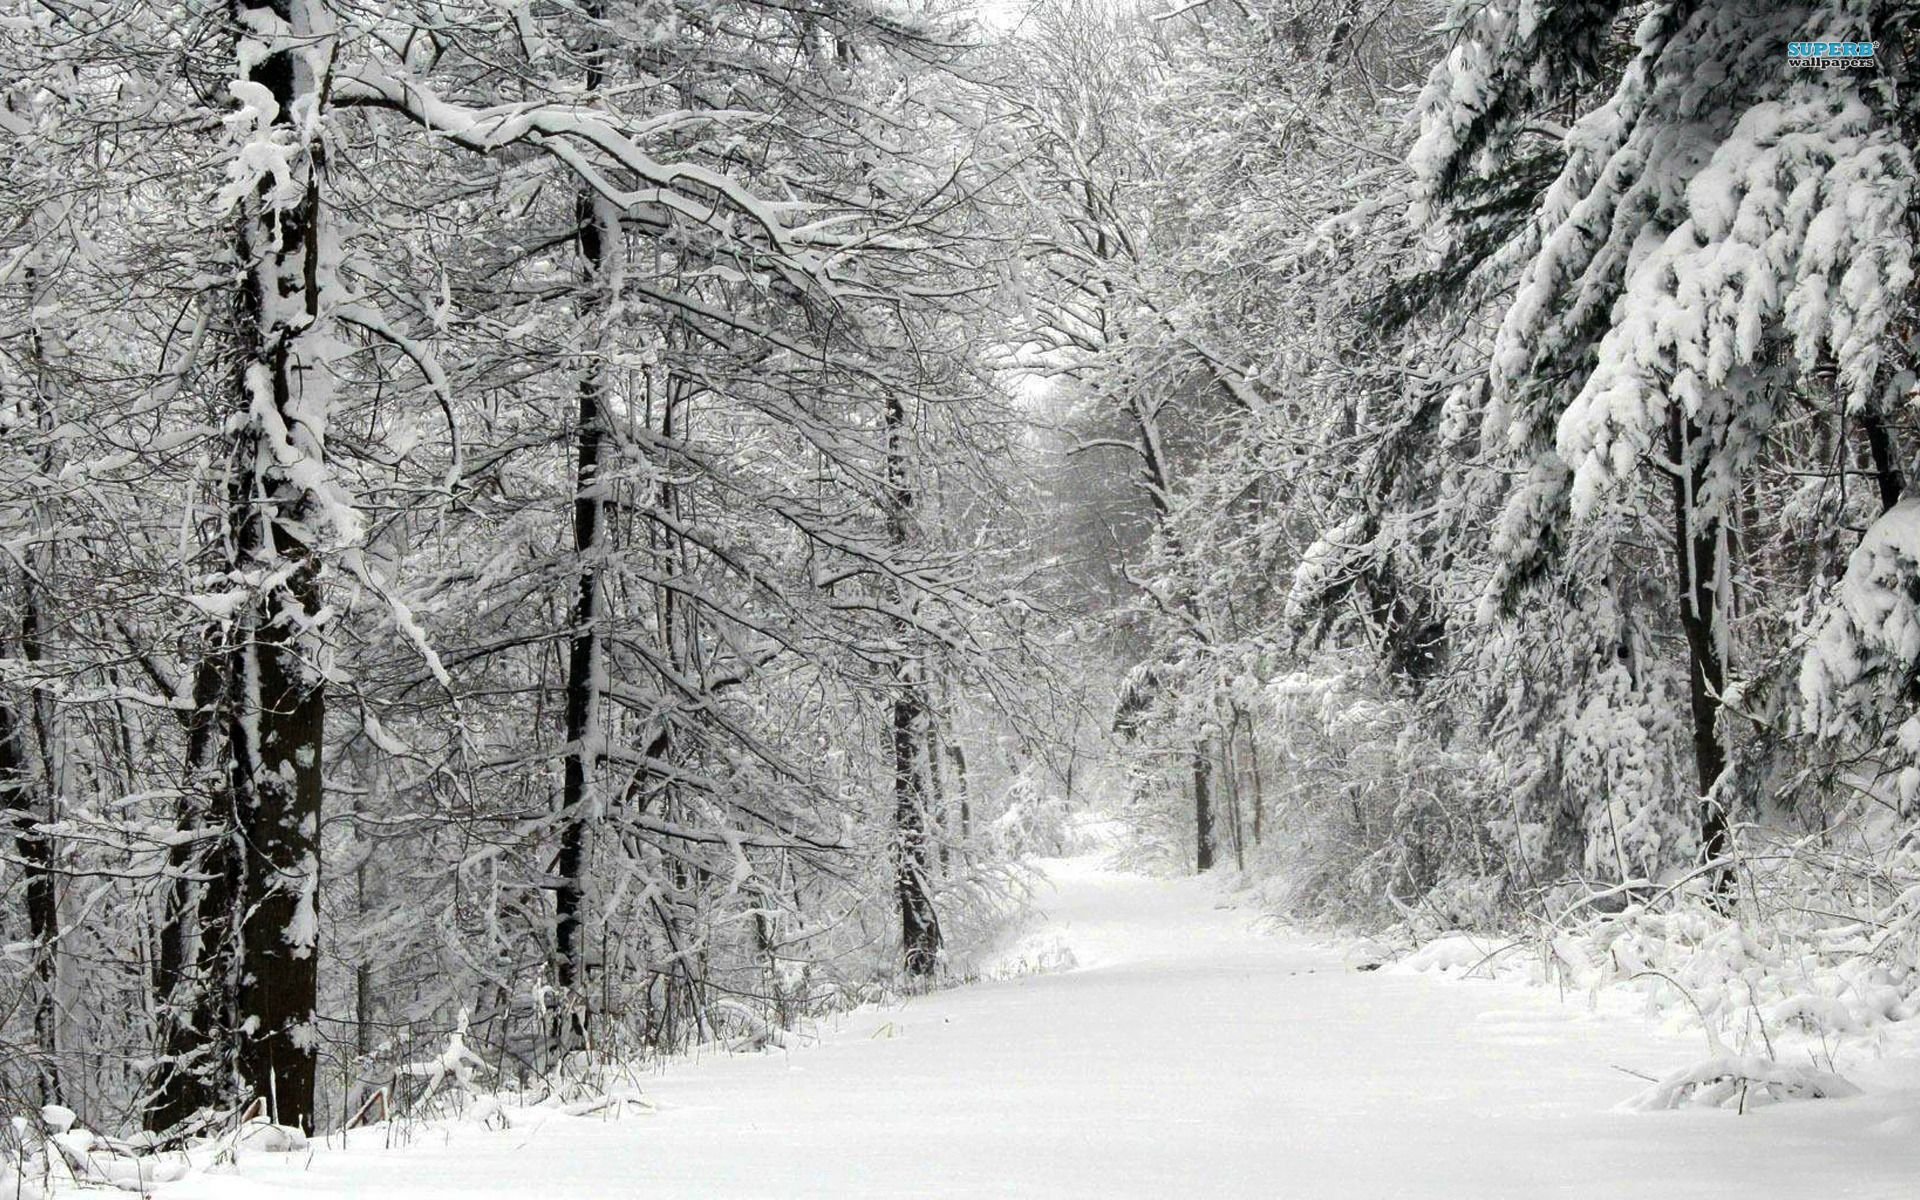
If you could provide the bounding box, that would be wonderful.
[886,393,941,977]
[554,10,613,1018]
[11,266,62,1106]
[947,741,971,842]
[225,0,332,1130]
[187,814,239,1104]
[926,703,950,873]
[226,558,324,1131]
[226,574,324,1131]
[1224,737,1247,873]
[1193,748,1215,873]
[938,674,971,849]
[1667,416,1732,903]
[555,191,608,1011]
[1861,405,1904,513]
[145,652,228,1132]
[0,686,59,1105]
[894,688,941,975]
[1238,706,1266,848]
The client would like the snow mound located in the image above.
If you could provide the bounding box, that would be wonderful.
[233,1119,310,1152]
[1396,933,1513,976]
[1623,1054,1861,1112]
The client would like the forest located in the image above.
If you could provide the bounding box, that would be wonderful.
[2,0,1919,1193]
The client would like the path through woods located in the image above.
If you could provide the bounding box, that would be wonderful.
[171,847,1920,1199]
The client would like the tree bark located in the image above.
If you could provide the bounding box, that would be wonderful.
[226,547,324,1132]
[1223,733,1246,873]
[224,0,336,1131]
[926,700,950,873]
[947,739,971,843]
[887,393,941,977]
[893,687,941,975]
[226,535,325,1132]
[552,2,619,1026]
[1238,705,1265,848]
[145,652,228,1132]
[1667,415,1732,903]
[938,674,971,850]
[0,684,58,1104]
[11,254,63,1107]
[555,188,610,1013]
[1861,405,1904,513]
[1193,747,1215,873]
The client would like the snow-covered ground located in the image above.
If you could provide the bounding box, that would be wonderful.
[165,853,1920,1198]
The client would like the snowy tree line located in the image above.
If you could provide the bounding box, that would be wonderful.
[0,0,1090,1137]
[1018,0,1920,1007]
[5,0,1920,1149]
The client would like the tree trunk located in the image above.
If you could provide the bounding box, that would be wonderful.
[0,685,58,1105]
[938,674,971,850]
[1128,392,1220,869]
[1239,706,1266,848]
[926,701,950,873]
[1667,415,1732,903]
[11,260,63,1106]
[226,561,324,1133]
[894,688,941,975]
[555,189,611,1015]
[947,741,971,843]
[225,0,336,1131]
[1225,736,1246,873]
[351,734,382,1067]
[1861,405,1904,513]
[553,6,616,1025]
[887,393,941,977]
[1193,747,1215,873]
[226,554,325,1132]
[145,652,227,1131]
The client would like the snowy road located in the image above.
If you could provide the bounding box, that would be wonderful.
[174,856,1920,1199]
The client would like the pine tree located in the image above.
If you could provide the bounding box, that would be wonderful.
[1413,0,1919,893]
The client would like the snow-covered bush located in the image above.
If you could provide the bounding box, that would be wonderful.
[984,771,1074,862]
[1623,1055,1860,1113]
[1802,499,1920,813]
[1384,802,1920,1087]
[1243,665,1510,931]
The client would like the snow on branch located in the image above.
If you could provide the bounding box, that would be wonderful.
[331,69,816,271]
[1802,499,1920,795]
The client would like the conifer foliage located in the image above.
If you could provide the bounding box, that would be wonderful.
[1020,0,1920,946]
